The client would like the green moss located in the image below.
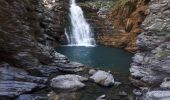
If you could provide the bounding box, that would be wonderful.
[85,0,115,10]
[113,0,129,9]
[158,51,170,58]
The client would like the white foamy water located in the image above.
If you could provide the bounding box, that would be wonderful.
[65,0,96,47]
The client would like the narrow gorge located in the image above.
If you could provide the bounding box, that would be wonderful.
[0,0,170,100]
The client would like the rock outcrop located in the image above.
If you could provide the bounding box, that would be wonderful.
[0,0,67,99]
[130,0,170,84]
[130,0,170,99]
[101,0,150,52]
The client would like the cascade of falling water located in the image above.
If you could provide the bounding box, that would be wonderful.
[64,0,96,46]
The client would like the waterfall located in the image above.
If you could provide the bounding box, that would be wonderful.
[65,0,96,46]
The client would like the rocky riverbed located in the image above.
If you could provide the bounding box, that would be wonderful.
[0,51,139,100]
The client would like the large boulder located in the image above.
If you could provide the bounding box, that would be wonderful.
[50,74,88,91]
[145,91,170,100]
[90,70,114,86]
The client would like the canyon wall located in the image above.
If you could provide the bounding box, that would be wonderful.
[130,0,170,84]
[79,0,150,53]
[130,0,170,99]
[0,0,66,65]
[0,0,67,99]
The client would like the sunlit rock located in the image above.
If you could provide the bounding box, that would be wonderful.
[145,91,170,100]
[50,75,87,91]
[90,70,114,86]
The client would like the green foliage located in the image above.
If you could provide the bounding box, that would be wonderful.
[85,0,115,10]
[114,0,129,9]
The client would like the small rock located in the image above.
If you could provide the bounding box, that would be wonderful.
[118,91,128,96]
[89,69,97,75]
[96,94,106,100]
[139,87,149,92]
[133,89,142,96]
[90,70,114,86]
[114,81,122,87]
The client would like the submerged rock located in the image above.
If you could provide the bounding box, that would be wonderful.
[145,91,170,100]
[48,91,78,100]
[90,70,114,86]
[50,74,88,91]
[118,91,128,96]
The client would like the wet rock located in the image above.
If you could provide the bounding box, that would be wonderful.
[53,52,69,63]
[0,63,48,84]
[145,91,170,100]
[33,65,59,77]
[55,62,84,72]
[50,74,87,91]
[0,63,47,98]
[0,81,42,98]
[17,94,48,100]
[48,91,78,100]
[96,94,106,100]
[90,70,114,86]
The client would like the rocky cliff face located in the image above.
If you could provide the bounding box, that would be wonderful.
[104,0,150,52]
[0,0,67,99]
[130,0,170,99]
[130,0,170,85]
